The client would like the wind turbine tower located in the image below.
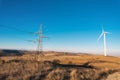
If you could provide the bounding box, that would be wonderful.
[98,26,111,56]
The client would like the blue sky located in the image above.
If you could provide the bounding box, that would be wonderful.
[0,0,120,56]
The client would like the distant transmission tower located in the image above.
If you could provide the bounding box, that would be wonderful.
[37,24,48,55]
[28,24,48,57]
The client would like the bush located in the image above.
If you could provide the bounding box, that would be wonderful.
[68,61,73,65]
[0,59,5,64]
[53,59,60,64]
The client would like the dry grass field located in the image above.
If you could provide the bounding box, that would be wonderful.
[0,51,120,80]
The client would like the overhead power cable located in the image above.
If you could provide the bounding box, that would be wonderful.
[0,24,34,34]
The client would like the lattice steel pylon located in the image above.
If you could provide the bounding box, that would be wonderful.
[36,24,48,55]
[28,24,48,60]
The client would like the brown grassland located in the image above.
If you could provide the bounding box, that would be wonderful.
[0,51,120,80]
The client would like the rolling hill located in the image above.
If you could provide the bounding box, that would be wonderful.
[0,49,120,80]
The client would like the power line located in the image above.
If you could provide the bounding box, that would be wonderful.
[0,24,39,48]
[0,24,49,58]
[0,24,33,34]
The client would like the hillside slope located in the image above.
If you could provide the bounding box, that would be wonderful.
[0,51,120,80]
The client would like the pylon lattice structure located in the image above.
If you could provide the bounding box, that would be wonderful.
[28,24,48,60]
[36,24,48,56]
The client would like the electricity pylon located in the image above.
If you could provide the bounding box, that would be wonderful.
[36,24,48,55]
[28,24,48,59]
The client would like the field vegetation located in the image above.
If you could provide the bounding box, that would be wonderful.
[0,51,120,80]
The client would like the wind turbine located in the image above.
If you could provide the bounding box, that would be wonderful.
[98,26,111,56]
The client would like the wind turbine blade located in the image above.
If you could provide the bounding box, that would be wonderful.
[106,32,112,34]
[98,33,104,41]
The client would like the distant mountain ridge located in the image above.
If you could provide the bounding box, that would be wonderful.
[0,49,24,56]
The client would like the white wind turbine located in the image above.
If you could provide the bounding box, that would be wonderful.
[98,26,111,56]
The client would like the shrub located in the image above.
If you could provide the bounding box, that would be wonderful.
[68,61,73,65]
[0,59,5,64]
[53,59,60,64]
